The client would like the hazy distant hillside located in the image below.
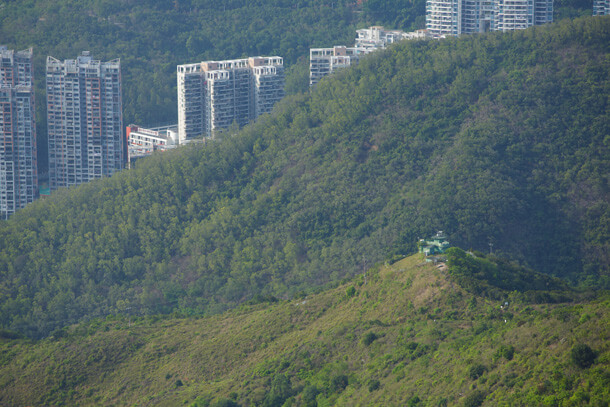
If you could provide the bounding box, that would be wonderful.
[0,0,364,168]
[0,0,590,170]
[1,254,607,406]
[0,17,608,338]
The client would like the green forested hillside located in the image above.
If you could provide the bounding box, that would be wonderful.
[0,254,608,406]
[0,17,609,338]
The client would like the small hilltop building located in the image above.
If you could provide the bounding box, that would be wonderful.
[418,231,450,258]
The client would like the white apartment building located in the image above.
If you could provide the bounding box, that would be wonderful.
[177,63,205,144]
[426,0,460,36]
[177,56,284,141]
[355,26,411,50]
[46,51,123,191]
[310,26,435,87]
[126,124,178,163]
[251,57,285,118]
[0,46,37,219]
[593,0,609,15]
[309,46,370,87]
[426,0,553,36]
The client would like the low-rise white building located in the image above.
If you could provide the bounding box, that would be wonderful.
[126,124,178,165]
[309,46,370,87]
[310,27,435,87]
[355,26,412,50]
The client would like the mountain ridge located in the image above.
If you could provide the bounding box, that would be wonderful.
[1,253,608,406]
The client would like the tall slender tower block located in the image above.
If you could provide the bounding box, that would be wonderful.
[46,52,122,191]
[0,46,37,219]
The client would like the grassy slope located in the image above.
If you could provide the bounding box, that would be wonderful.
[1,254,608,406]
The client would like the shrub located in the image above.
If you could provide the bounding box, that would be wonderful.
[262,374,292,407]
[571,344,596,368]
[468,364,487,380]
[213,399,239,407]
[250,294,279,304]
[463,390,486,407]
[362,332,378,346]
[331,374,349,392]
[190,397,211,407]
[408,396,422,406]
[301,385,319,407]
[0,329,24,339]
[345,286,356,298]
[368,379,380,392]
[502,345,515,360]
[503,373,519,388]
[495,345,515,361]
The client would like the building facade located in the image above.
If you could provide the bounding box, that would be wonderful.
[177,56,284,141]
[126,123,178,164]
[593,0,610,15]
[46,51,123,191]
[426,0,461,37]
[310,27,434,87]
[309,46,368,87]
[0,46,37,219]
[355,26,412,50]
[426,0,553,36]
[418,231,451,260]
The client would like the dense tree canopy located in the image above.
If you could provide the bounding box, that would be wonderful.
[0,16,608,338]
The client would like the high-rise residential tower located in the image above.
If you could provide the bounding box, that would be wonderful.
[425,0,461,36]
[593,0,609,15]
[426,0,553,36]
[0,46,37,219]
[46,51,123,191]
[177,56,284,141]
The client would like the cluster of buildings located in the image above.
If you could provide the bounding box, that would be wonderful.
[309,1,562,87]
[308,0,607,90]
[2,2,608,218]
[126,124,178,162]
[1,49,126,219]
[310,26,433,87]
[0,49,286,219]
